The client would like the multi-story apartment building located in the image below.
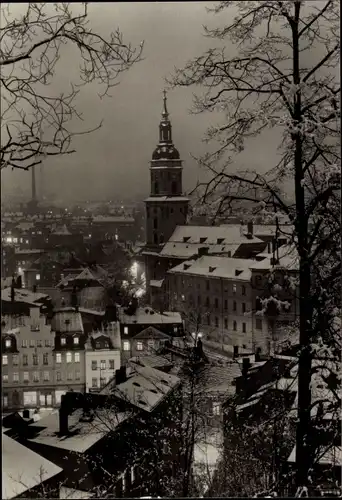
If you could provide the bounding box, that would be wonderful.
[2,306,56,410]
[50,310,87,403]
[167,256,261,355]
[85,325,121,392]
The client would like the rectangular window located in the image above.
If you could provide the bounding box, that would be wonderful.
[92,360,98,370]
[148,340,154,351]
[233,301,237,312]
[109,359,115,370]
[233,284,237,293]
[61,338,66,345]
[242,303,246,313]
[5,339,11,348]
[3,374,8,383]
[206,280,210,291]
[213,402,221,416]
[56,353,62,363]
[123,341,130,351]
[207,314,211,326]
[137,341,143,351]
[66,352,72,363]
[224,318,228,329]
[124,326,129,335]
[242,285,246,296]
[22,339,28,348]
[92,378,98,388]
[75,370,80,380]
[23,372,29,382]
[214,298,219,308]
[224,299,228,310]
[43,353,48,365]
[74,352,80,363]
[45,339,51,347]
[67,372,73,381]
[12,354,19,365]
[37,340,42,347]
[100,360,106,370]
[3,355,8,365]
[13,372,19,383]
[215,317,219,327]
[43,371,49,381]
[23,354,28,365]
[33,371,39,382]
[3,395,8,407]
[242,322,246,333]
[56,372,61,381]
[73,337,79,345]
[33,354,38,365]
[256,319,262,331]
[100,377,106,387]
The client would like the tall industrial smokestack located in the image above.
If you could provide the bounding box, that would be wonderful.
[32,166,37,202]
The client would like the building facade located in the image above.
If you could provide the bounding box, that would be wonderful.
[2,307,56,410]
[85,331,121,392]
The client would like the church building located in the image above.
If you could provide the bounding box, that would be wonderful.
[143,92,189,307]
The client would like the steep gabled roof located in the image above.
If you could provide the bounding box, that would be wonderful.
[132,326,171,340]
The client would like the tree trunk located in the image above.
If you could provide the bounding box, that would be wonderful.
[292,2,313,489]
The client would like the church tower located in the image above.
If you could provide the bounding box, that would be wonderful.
[145,91,189,247]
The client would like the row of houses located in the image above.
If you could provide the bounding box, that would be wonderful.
[1,287,184,411]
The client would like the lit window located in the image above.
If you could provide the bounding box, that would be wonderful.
[233,284,237,293]
[131,466,135,483]
[36,274,40,280]
[73,336,79,345]
[23,372,29,382]
[3,374,8,383]
[3,355,8,365]
[123,341,130,351]
[5,339,11,348]
[66,352,72,363]
[74,352,80,363]
[137,341,143,351]
[100,360,106,370]
[124,326,129,335]
[56,353,62,363]
[213,402,220,416]
[61,337,66,345]
[13,372,19,383]
[13,237,18,243]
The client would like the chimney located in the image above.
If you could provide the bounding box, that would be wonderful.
[242,357,251,377]
[198,247,209,257]
[23,409,30,419]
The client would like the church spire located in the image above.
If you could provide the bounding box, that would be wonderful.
[162,89,169,120]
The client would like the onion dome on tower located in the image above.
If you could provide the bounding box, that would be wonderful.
[152,90,180,161]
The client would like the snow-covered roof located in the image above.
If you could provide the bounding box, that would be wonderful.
[1,287,50,305]
[160,242,240,259]
[150,279,164,288]
[251,245,299,271]
[288,445,342,466]
[132,326,171,340]
[118,306,182,325]
[129,354,173,370]
[15,222,35,231]
[101,364,181,412]
[168,256,255,281]
[14,248,43,254]
[200,362,242,394]
[168,225,263,245]
[27,408,128,453]
[144,196,190,203]
[2,433,62,499]
[51,311,84,333]
[51,224,71,235]
[92,215,134,223]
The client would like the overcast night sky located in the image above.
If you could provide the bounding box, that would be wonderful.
[1,2,297,203]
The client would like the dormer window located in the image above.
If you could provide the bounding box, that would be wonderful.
[183,237,190,243]
[73,336,79,345]
[61,337,66,345]
[200,237,207,243]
